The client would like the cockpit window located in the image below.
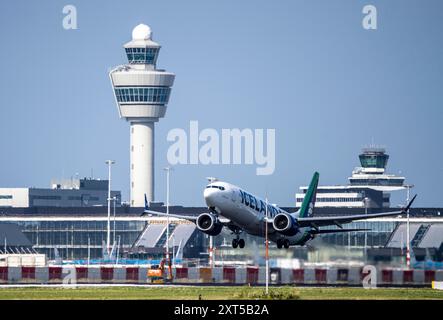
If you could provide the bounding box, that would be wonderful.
[205,185,225,191]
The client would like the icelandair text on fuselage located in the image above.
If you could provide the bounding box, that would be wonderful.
[167,121,275,175]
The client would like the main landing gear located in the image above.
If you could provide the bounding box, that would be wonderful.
[232,238,245,249]
[276,239,290,249]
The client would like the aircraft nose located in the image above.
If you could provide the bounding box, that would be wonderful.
[204,187,220,207]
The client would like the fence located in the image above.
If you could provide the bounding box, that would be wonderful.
[1,266,442,286]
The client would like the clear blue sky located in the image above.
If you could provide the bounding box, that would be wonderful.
[0,0,442,207]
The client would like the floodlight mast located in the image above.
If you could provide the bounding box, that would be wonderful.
[364,197,369,262]
[164,166,173,278]
[105,160,115,256]
[405,184,414,268]
[113,196,117,247]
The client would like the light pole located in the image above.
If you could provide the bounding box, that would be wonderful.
[87,237,90,265]
[172,234,175,265]
[105,160,115,256]
[405,184,414,268]
[113,196,117,249]
[364,197,369,262]
[164,166,173,269]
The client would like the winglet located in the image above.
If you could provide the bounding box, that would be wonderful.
[144,194,149,210]
[140,194,149,216]
[402,194,417,213]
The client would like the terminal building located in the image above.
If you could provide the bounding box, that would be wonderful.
[0,207,204,261]
[0,205,441,264]
[296,147,408,209]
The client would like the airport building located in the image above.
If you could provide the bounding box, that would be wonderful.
[0,205,442,264]
[0,207,204,261]
[296,147,408,209]
[0,143,440,263]
[0,178,121,208]
[0,223,37,254]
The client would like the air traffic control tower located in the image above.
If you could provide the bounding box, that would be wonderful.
[110,24,175,206]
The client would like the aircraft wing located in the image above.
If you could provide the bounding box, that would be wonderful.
[141,195,231,224]
[143,209,232,225]
[142,209,198,221]
[141,194,198,221]
[297,195,416,228]
[310,228,369,234]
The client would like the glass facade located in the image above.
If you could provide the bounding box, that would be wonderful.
[359,153,389,168]
[3,217,406,261]
[320,221,398,247]
[349,178,404,186]
[114,87,171,104]
[30,195,62,201]
[13,220,146,260]
[125,47,159,64]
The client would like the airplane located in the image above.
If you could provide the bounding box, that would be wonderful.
[142,172,417,249]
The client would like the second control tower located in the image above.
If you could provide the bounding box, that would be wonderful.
[110,24,175,206]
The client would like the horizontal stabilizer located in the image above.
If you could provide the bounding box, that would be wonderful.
[403,194,417,212]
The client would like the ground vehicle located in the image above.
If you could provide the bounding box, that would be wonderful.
[147,258,173,283]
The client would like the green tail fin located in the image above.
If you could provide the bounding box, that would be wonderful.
[298,172,319,218]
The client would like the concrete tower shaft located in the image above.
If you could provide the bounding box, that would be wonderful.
[130,121,154,202]
[110,24,175,206]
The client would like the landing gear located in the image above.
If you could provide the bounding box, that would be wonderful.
[229,226,245,249]
[277,239,290,249]
[283,239,290,249]
[232,237,245,249]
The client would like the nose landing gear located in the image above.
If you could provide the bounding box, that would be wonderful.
[229,226,245,249]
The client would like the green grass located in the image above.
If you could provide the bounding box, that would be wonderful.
[0,286,443,300]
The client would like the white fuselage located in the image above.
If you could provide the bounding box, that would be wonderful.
[203,181,313,245]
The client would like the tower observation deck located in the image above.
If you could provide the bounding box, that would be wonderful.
[110,24,175,206]
[358,147,389,170]
[296,146,408,208]
[349,146,405,190]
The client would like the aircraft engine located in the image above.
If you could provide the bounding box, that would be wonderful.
[196,213,223,236]
[273,213,299,236]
